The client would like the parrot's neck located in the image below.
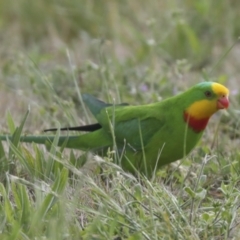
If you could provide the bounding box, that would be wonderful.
[183,112,209,133]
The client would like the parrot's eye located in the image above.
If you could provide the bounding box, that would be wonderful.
[205,91,212,98]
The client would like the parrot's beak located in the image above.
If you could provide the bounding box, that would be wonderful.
[217,95,229,109]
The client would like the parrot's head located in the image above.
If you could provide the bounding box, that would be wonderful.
[184,82,229,132]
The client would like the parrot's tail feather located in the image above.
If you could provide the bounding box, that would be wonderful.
[0,129,112,152]
[18,135,93,150]
[0,135,90,150]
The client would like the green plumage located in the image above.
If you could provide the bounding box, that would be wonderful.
[0,82,225,177]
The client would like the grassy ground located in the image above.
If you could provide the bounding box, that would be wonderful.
[0,0,240,239]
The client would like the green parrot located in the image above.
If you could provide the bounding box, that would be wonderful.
[0,82,229,177]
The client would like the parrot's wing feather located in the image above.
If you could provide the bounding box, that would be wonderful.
[44,95,128,132]
[113,117,165,150]
[44,123,102,132]
[82,94,128,117]
[98,104,165,150]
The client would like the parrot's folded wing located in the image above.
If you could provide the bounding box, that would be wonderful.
[112,117,165,150]
[97,104,165,150]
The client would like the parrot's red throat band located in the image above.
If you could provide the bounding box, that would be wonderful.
[183,112,209,133]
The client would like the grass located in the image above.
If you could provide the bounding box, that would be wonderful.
[0,0,240,239]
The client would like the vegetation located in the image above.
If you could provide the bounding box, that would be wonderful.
[0,0,240,239]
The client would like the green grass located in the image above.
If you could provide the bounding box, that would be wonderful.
[0,0,240,239]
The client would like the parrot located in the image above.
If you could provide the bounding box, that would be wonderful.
[0,82,229,178]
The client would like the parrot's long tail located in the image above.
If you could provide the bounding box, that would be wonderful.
[0,135,82,149]
[0,129,112,151]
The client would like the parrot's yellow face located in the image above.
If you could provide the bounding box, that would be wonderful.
[186,82,229,119]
